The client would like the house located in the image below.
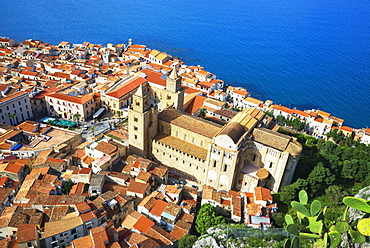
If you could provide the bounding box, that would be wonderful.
[132,215,155,234]
[0,206,43,240]
[42,216,85,248]
[361,128,370,145]
[148,199,168,225]
[85,140,126,174]
[144,225,177,248]
[0,160,28,182]
[126,180,150,198]
[71,226,110,248]
[16,224,40,248]
[88,174,105,197]
[124,232,160,248]
[160,202,182,231]
[71,167,92,184]
[0,188,14,214]
[137,195,157,216]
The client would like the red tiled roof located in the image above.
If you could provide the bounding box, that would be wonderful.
[254,187,272,202]
[47,92,93,105]
[132,216,154,234]
[292,109,309,117]
[141,68,166,87]
[184,95,207,115]
[149,199,168,216]
[340,126,353,132]
[106,76,147,98]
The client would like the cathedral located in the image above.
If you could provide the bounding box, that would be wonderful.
[128,69,302,193]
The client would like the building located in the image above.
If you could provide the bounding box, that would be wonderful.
[128,68,302,193]
[0,91,33,126]
[45,92,100,121]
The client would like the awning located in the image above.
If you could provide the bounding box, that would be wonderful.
[93,108,105,118]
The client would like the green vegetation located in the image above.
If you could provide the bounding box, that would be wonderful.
[276,115,306,131]
[271,130,370,246]
[195,203,227,235]
[279,132,370,205]
[193,224,288,247]
[8,113,17,125]
[62,179,74,194]
[178,234,198,248]
[284,190,370,247]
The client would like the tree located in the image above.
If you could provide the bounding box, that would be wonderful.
[198,108,207,118]
[8,113,17,125]
[325,185,347,205]
[178,234,198,248]
[62,179,74,194]
[341,159,359,180]
[307,162,335,196]
[88,126,97,135]
[280,179,308,205]
[264,110,274,118]
[276,115,286,125]
[195,203,226,235]
[72,113,81,123]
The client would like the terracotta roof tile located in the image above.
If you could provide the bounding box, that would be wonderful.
[133,216,154,233]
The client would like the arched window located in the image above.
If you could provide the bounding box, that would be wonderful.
[269,162,273,168]
[213,160,217,167]
[252,154,256,161]
[223,164,227,172]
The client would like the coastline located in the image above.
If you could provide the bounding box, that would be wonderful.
[3,36,365,141]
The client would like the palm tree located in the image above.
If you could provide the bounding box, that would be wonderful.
[88,126,97,136]
[8,113,17,125]
[73,113,81,124]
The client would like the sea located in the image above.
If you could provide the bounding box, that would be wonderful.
[0,0,369,128]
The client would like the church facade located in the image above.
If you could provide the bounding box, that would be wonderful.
[128,69,302,193]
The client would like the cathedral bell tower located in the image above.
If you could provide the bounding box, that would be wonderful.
[162,68,184,111]
[128,82,158,158]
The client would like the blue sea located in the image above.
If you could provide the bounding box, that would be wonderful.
[1,0,369,128]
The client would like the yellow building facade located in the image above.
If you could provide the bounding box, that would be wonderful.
[128,69,302,192]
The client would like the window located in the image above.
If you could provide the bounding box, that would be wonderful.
[20,107,22,111]
[136,101,140,106]
[134,126,138,131]
[134,134,137,139]
[134,117,138,122]
[223,164,227,172]
[213,161,217,167]
[27,242,33,248]
[71,229,77,234]
[253,154,256,161]
[269,162,273,168]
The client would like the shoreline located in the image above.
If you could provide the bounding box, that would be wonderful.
[0,36,368,134]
